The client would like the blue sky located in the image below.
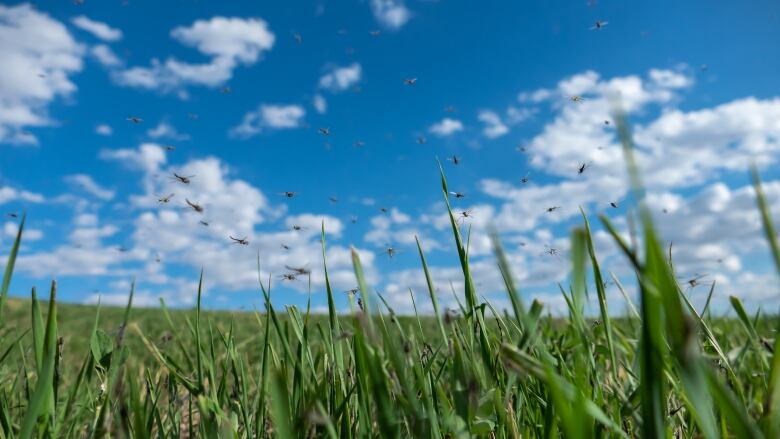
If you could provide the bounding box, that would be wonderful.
[1,0,779,314]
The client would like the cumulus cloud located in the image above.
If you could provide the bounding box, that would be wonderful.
[14,143,377,305]
[0,4,84,144]
[64,174,115,200]
[113,16,275,94]
[318,63,361,93]
[313,94,327,114]
[229,104,305,138]
[428,118,463,137]
[370,0,411,30]
[478,110,509,138]
[90,44,121,67]
[70,15,122,41]
[146,121,190,141]
[0,186,44,205]
[95,124,112,136]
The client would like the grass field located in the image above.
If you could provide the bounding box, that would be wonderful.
[1,115,779,437]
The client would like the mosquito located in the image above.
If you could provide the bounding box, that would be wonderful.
[164,145,176,151]
[416,136,427,144]
[329,196,338,203]
[353,140,365,148]
[185,199,203,213]
[200,220,209,227]
[319,127,331,136]
[516,145,527,153]
[171,173,194,184]
[590,20,609,30]
[404,78,417,85]
[568,95,586,103]
[6,212,18,218]
[610,201,619,208]
[293,33,302,44]
[444,105,456,113]
[155,253,162,263]
[285,265,311,276]
[369,30,381,37]
[546,206,560,213]
[351,216,358,224]
[157,193,175,204]
[292,224,306,231]
[380,207,389,213]
[344,287,359,296]
[126,116,143,124]
[457,209,474,223]
[279,273,298,281]
[447,155,460,165]
[281,243,291,250]
[577,161,591,175]
[229,236,249,245]
[385,245,397,258]
[682,274,710,289]
[220,86,231,94]
[520,172,531,184]
[280,191,298,198]
[116,246,129,253]
[449,191,466,199]
[543,245,560,258]
[604,120,611,125]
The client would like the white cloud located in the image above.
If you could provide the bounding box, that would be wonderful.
[313,94,327,114]
[99,143,167,176]
[0,4,84,144]
[70,15,122,41]
[146,121,190,141]
[90,44,121,67]
[428,118,464,137]
[113,16,275,93]
[0,186,44,205]
[370,0,411,30]
[3,221,42,241]
[95,124,112,136]
[12,143,377,304]
[478,110,509,138]
[229,104,305,138]
[318,63,361,93]
[64,174,115,200]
